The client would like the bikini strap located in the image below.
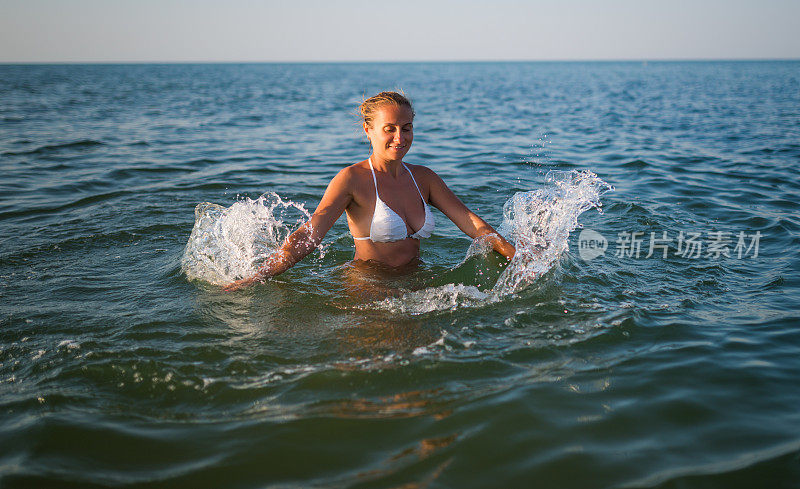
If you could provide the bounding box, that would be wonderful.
[403,163,425,201]
[367,157,379,195]
[352,157,381,241]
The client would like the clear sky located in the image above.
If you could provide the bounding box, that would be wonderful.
[1,0,798,63]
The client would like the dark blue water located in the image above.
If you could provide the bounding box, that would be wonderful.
[1,61,799,488]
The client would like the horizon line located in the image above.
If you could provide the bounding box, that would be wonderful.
[2,57,799,66]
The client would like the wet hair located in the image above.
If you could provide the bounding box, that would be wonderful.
[359,91,415,128]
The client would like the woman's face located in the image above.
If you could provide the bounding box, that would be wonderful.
[364,104,413,162]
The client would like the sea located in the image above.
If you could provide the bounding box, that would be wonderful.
[1,61,799,488]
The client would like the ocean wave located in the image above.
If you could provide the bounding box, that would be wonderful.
[1,139,104,156]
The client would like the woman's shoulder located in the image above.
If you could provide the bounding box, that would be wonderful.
[327,160,373,195]
[340,159,370,174]
[405,162,442,184]
[333,160,369,180]
[405,161,435,174]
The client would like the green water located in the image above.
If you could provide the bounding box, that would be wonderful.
[1,61,799,488]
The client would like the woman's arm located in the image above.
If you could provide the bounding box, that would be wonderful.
[425,168,515,260]
[224,168,354,291]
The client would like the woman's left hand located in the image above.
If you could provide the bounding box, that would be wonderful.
[223,274,262,292]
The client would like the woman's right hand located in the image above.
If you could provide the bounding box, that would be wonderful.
[222,247,295,292]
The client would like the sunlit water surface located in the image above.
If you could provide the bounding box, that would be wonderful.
[1,61,800,488]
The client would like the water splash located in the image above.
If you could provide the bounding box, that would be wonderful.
[370,283,492,315]
[181,193,311,285]
[372,170,613,314]
[493,170,614,295]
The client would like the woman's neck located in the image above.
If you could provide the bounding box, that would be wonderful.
[370,155,404,178]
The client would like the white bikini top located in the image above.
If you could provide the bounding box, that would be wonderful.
[353,158,435,242]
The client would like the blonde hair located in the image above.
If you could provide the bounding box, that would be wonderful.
[358,91,414,128]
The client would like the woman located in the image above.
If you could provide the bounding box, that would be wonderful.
[225,92,515,291]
